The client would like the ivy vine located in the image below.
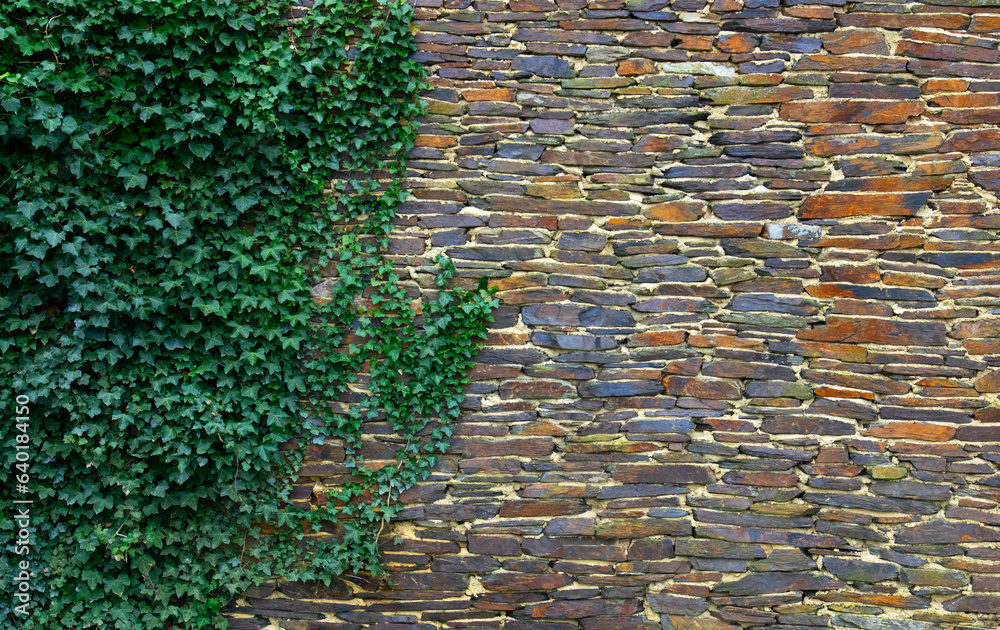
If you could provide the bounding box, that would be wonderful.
[0,0,496,628]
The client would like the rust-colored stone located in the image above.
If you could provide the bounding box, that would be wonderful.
[781,100,923,124]
[799,192,930,219]
[823,29,889,55]
[463,88,516,101]
[617,59,657,75]
[798,317,946,346]
[628,330,686,347]
[646,200,706,222]
[863,423,957,442]
[662,376,742,400]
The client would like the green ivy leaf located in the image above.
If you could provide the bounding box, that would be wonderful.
[117,164,148,190]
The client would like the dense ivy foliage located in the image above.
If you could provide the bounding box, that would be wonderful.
[0,1,496,627]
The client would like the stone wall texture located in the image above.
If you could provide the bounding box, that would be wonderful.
[226,0,1000,629]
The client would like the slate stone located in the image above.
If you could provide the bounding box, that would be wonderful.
[517,599,642,619]
[703,360,796,381]
[480,573,573,592]
[691,558,749,572]
[496,143,546,160]
[722,238,808,259]
[731,294,819,316]
[746,380,813,399]
[762,415,856,436]
[714,572,844,596]
[762,34,822,53]
[613,463,715,485]
[896,520,1000,544]
[626,538,675,564]
[723,144,805,160]
[869,481,951,502]
[710,130,803,145]
[808,398,876,422]
[674,539,767,559]
[663,376,741,400]
[635,266,709,282]
[278,579,349,599]
[448,246,543,261]
[832,614,941,630]
[663,617,741,630]
[475,348,549,364]
[920,252,1000,268]
[803,493,942,516]
[695,525,850,549]
[596,518,692,538]
[714,201,793,220]
[521,537,628,561]
[622,419,693,434]
[942,595,1000,614]
[749,548,816,572]
[579,381,663,397]
[532,332,619,350]
[431,555,501,573]
[580,110,709,127]
[823,557,897,583]
[596,484,687,499]
[580,306,636,327]
[511,55,576,78]
[798,317,947,346]
[557,232,608,252]
[781,100,922,124]
[647,594,709,615]
[469,535,523,556]
[900,568,968,588]
[871,546,925,568]
[695,509,812,529]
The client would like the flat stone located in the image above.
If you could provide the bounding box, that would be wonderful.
[518,599,642,619]
[702,85,814,104]
[746,380,814,399]
[900,568,968,588]
[593,517,691,538]
[714,572,844,596]
[613,464,715,484]
[800,192,930,219]
[781,100,924,124]
[511,55,576,77]
[869,481,951,502]
[823,557,897,583]
[833,615,941,630]
[675,539,767,559]
[722,238,808,259]
[896,520,1000,544]
[480,573,573,592]
[647,593,708,615]
[803,492,942,515]
[942,595,1000,614]
[663,617,739,630]
[557,232,608,252]
[749,548,816,572]
[579,381,663,398]
[662,376,742,400]
[798,317,947,346]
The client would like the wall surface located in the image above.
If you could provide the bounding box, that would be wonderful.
[227,0,1000,628]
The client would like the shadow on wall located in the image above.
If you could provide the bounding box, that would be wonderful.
[225,1,1000,629]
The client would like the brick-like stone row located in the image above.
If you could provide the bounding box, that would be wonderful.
[226,0,1000,629]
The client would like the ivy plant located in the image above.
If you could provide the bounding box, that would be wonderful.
[0,0,496,628]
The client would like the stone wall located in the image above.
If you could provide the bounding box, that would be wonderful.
[226,0,1000,629]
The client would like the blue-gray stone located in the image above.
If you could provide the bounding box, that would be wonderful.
[511,55,576,78]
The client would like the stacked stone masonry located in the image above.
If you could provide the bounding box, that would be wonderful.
[227,0,1000,628]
